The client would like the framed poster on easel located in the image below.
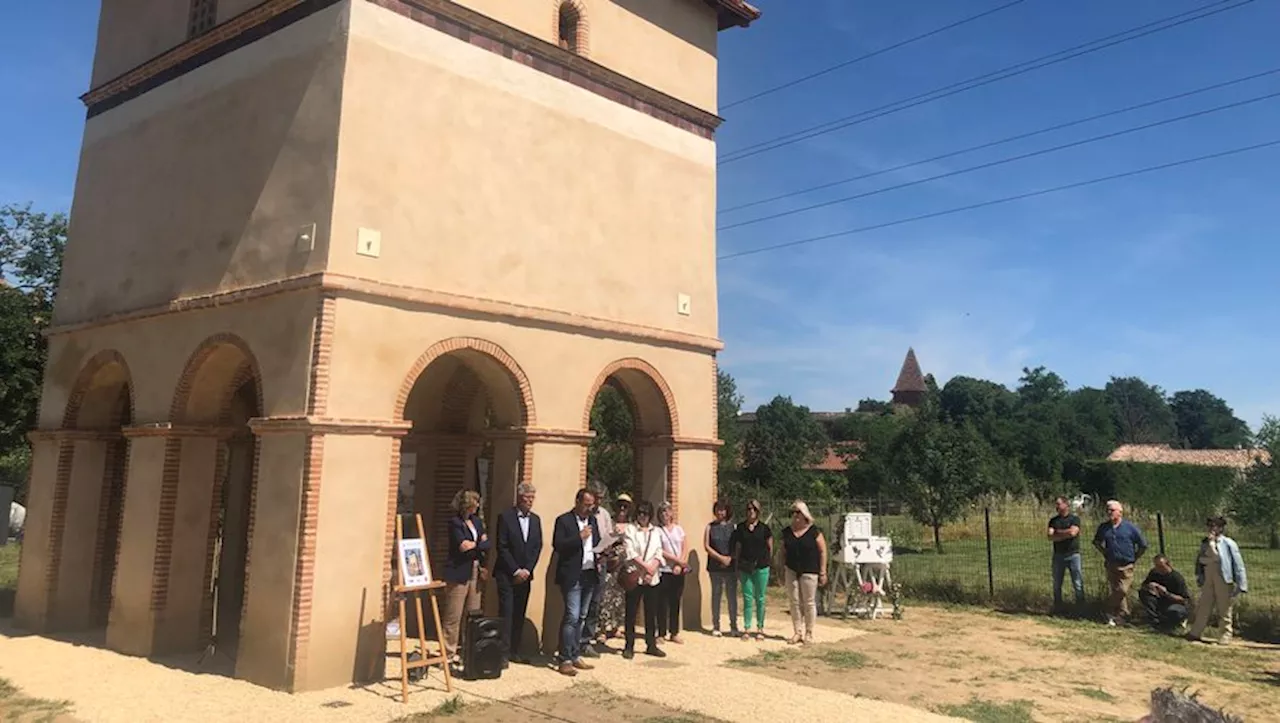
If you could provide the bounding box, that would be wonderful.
[393,513,452,702]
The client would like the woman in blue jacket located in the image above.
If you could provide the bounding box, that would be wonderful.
[442,489,490,664]
[1187,515,1247,645]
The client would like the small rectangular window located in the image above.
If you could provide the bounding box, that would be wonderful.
[188,0,218,39]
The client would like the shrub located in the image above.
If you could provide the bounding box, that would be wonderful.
[1078,461,1234,521]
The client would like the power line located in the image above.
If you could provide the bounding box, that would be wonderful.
[717,137,1280,261]
[719,0,1256,165]
[718,88,1280,232]
[722,0,1030,111]
[720,66,1280,215]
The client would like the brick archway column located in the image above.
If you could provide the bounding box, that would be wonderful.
[105,423,230,657]
[14,431,79,632]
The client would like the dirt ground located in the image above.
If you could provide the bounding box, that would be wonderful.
[5,598,1276,722]
[394,681,723,722]
[735,602,1280,722]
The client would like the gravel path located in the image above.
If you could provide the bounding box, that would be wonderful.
[0,617,959,723]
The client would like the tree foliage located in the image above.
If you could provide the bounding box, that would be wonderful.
[889,400,991,552]
[1170,389,1251,450]
[741,395,829,502]
[1106,376,1177,445]
[716,369,745,484]
[0,204,67,499]
[1231,415,1280,548]
[586,384,634,499]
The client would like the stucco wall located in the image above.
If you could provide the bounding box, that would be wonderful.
[38,292,318,430]
[90,0,190,88]
[324,298,716,438]
[331,2,719,340]
[59,3,347,325]
[453,0,719,112]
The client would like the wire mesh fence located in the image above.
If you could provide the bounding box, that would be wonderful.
[715,492,1280,640]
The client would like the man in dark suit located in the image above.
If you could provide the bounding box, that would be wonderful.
[494,482,543,665]
[551,487,600,677]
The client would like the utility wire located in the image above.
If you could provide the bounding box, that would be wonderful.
[719,0,1256,165]
[717,138,1280,261]
[718,87,1280,232]
[722,0,1030,111]
[720,66,1280,215]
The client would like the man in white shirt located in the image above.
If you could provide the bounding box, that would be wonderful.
[551,488,601,676]
[494,483,542,665]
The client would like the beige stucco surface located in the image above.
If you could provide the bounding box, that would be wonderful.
[38,293,318,428]
[62,4,346,326]
[453,0,719,112]
[333,2,718,340]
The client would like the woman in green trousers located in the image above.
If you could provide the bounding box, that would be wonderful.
[732,499,773,641]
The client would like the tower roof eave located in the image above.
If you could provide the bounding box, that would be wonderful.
[704,0,762,30]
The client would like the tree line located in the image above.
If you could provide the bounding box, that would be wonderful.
[712,367,1280,550]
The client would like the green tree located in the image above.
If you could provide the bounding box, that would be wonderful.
[716,369,745,485]
[586,385,634,498]
[1061,386,1117,485]
[741,395,829,502]
[940,376,1019,458]
[1170,389,1251,450]
[0,204,67,500]
[1106,376,1176,445]
[1231,415,1280,549]
[837,412,905,499]
[890,401,992,552]
[855,398,892,414]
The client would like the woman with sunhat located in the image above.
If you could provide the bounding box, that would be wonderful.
[594,493,633,644]
[1187,515,1248,645]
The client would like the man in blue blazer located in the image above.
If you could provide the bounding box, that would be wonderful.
[494,482,543,665]
[551,487,600,676]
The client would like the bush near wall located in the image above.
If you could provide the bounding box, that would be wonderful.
[1078,461,1235,521]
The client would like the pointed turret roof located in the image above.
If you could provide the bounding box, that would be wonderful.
[892,348,928,394]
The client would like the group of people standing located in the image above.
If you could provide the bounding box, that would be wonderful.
[1049,496,1249,644]
[432,482,832,677]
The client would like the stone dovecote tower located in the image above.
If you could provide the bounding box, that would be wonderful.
[15,0,758,692]
[891,348,928,408]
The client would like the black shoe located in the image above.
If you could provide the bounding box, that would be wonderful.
[580,646,601,659]
[645,647,666,658]
[622,648,635,660]
[510,655,529,665]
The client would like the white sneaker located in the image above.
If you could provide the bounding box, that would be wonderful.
[1106,616,1118,627]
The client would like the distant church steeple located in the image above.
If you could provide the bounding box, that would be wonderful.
[891,348,927,408]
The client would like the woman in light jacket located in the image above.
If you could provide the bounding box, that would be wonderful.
[1187,515,1248,645]
[622,500,666,660]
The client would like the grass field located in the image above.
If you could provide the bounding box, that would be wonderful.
[0,543,18,618]
[799,501,1280,641]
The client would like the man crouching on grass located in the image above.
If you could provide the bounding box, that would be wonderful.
[1138,554,1190,634]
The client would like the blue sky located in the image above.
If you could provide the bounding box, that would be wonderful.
[1,1,1277,427]
[716,0,1280,427]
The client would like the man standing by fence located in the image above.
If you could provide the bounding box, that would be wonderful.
[1048,496,1085,613]
[1093,500,1149,627]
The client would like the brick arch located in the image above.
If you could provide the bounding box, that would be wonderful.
[581,358,680,437]
[169,333,265,425]
[552,0,590,56]
[61,349,135,429]
[395,337,536,427]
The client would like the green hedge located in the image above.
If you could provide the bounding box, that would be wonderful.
[1077,461,1235,520]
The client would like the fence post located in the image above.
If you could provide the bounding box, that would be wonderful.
[984,506,995,598]
[1157,512,1166,556]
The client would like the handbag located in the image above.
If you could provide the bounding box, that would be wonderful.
[618,560,643,591]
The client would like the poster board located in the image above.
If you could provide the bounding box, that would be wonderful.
[397,537,432,589]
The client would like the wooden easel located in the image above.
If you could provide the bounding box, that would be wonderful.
[394,513,453,703]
